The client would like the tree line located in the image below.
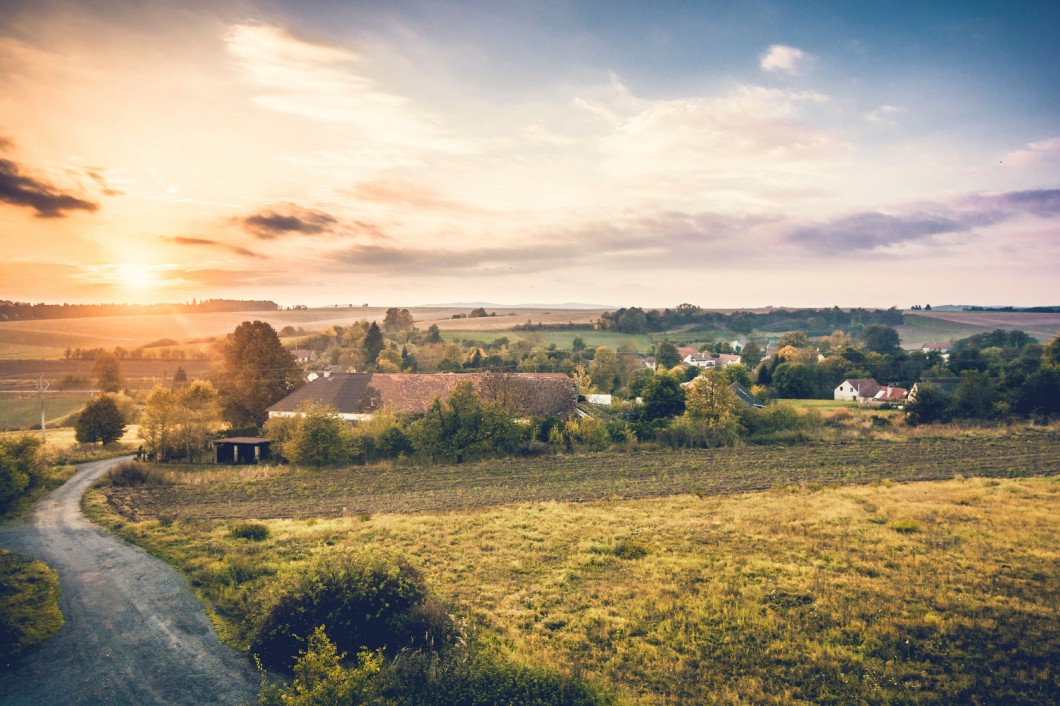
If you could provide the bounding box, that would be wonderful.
[0,298,278,322]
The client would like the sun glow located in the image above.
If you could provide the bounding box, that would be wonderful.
[115,263,159,290]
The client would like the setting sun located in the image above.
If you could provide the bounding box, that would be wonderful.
[115,263,159,291]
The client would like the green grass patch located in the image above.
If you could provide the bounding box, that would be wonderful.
[0,550,64,665]
[0,398,87,431]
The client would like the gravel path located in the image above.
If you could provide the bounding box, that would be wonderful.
[0,456,260,705]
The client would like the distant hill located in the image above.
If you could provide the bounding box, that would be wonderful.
[0,299,280,322]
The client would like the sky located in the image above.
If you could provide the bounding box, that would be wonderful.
[0,0,1058,309]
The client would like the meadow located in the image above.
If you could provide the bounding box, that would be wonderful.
[85,441,1059,705]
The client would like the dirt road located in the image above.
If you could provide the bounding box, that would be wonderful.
[0,456,259,705]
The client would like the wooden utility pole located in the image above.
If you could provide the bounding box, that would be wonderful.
[36,373,49,443]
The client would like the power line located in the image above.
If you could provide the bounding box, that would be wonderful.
[35,373,49,443]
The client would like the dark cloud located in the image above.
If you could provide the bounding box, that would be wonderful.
[242,206,337,239]
[789,212,967,253]
[790,187,1060,255]
[0,158,99,218]
[167,236,265,259]
[982,188,1060,216]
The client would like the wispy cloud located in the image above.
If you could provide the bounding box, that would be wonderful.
[166,236,265,259]
[1001,137,1060,168]
[0,156,98,218]
[866,104,905,123]
[241,205,337,239]
[760,45,807,74]
[225,23,473,154]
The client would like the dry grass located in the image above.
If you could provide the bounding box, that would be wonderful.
[87,473,1059,705]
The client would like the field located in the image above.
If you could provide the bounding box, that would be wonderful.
[899,310,1060,347]
[87,435,1059,705]
[96,432,1060,522]
[0,396,87,430]
[0,307,604,360]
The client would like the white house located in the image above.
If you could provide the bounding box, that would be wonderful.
[834,378,882,401]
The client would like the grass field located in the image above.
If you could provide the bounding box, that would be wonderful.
[899,310,1060,347]
[86,439,1059,705]
[0,397,87,430]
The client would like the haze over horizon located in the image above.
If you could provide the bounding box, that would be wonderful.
[1,1,1058,309]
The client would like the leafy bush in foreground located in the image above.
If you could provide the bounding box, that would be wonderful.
[0,550,63,663]
[251,551,456,671]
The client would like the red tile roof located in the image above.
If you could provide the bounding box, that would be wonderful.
[268,372,576,417]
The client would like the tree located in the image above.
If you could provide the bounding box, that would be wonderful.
[382,307,415,336]
[424,324,443,344]
[860,324,901,356]
[906,384,952,425]
[217,321,302,428]
[655,342,682,369]
[93,352,122,393]
[641,372,685,421]
[740,342,763,365]
[684,371,739,423]
[777,330,810,349]
[140,386,179,460]
[176,380,220,463]
[171,366,188,389]
[289,403,351,468]
[589,346,622,393]
[410,382,523,462]
[363,322,385,365]
[950,371,997,420]
[75,395,126,445]
[771,363,831,399]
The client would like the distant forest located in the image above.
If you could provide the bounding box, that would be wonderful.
[0,299,279,322]
[963,306,1060,313]
[593,305,905,336]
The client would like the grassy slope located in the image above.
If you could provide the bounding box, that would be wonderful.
[0,398,86,430]
[87,468,1058,705]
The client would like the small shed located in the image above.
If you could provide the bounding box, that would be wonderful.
[214,437,271,464]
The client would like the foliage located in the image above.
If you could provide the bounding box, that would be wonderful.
[381,637,614,706]
[639,372,685,421]
[410,382,526,463]
[363,322,385,365]
[860,324,902,355]
[770,362,833,399]
[92,351,122,393]
[218,321,302,428]
[0,550,63,663]
[250,550,455,672]
[287,403,352,468]
[106,461,165,486]
[139,382,221,462]
[654,341,681,368]
[563,416,610,451]
[0,435,45,512]
[258,627,383,706]
[905,383,954,425]
[75,394,126,445]
[596,305,903,336]
[231,522,270,541]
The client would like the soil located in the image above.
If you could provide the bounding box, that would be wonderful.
[0,456,259,705]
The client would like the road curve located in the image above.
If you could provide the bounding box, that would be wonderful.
[0,456,260,705]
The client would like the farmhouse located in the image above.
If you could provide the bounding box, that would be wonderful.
[678,347,743,369]
[267,372,577,421]
[834,378,882,401]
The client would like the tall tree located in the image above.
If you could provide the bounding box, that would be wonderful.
[218,321,301,428]
[93,352,122,393]
[655,342,682,368]
[363,322,385,365]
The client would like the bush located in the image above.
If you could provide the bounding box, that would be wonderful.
[106,461,163,486]
[231,522,270,541]
[0,550,64,663]
[258,626,383,706]
[250,551,456,672]
[382,638,614,706]
[0,435,45,512]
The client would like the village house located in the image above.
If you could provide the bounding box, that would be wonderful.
[267,372,578,422]
[834,378,882,401]
[678,346,743,369]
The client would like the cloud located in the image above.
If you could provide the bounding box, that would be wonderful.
[348,179,484,216]
[166,236,265,259]
[1001,137,1060,168]
[760,45,806,74]
[0,157,99,218]
[225,23,472,154]
[241,206,337,239]
[866,104,905,123]
[789,188,1060,254]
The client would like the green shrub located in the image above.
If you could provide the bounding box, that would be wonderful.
[382,638,614,706]
[250,551,456,672]
[0,550,64,662]
[258,626,383,706]
[889,518,923,534]
[0,435,45,512]
[231,522,270,541]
